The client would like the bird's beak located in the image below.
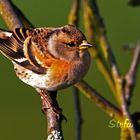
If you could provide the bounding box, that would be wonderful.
[79,40,92,50]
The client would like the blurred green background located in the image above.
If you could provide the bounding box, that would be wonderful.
[0,0,140,140]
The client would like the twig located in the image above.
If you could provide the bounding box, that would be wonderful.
[0,0,23,29]
[68,0,80,25]
[88,0,120,74]
[120,128,131,140]
[124,43,140,104]
[73,87,83,140]
[83,0,121,96]
[75,80,122,121]
[82,0,116,94]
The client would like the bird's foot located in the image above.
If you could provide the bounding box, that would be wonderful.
[37,89,67,121]
[41,98,67,122]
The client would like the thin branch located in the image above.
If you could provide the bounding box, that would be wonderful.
[73,87,83,140]
[75,80,123,121]
[83,0,121,100]
[68,0,80,25]
[88,0,120,74]
[120,128,131,140]
[0,0,23,29]
[83,0,118,67]
[124,43,140,104]
[82,0,122,115]
[82,0,116,96]
[76,80,138,139]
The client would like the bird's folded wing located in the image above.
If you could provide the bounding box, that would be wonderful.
[0,28,46,74]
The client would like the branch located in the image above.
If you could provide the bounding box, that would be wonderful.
[37,89,64,140]
[124,43,140,104]
[88,0,120,74]
[73,87,83,140]
[83,0,121,98]
[76,80,138,139]
[68,0,80,25]
[0,0,23,29]
[9,1,34,28]
[82,0,116,95]
[75,80,122,121]
[120,128,131,140]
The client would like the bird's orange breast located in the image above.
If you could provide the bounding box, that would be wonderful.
[51,60,72,79]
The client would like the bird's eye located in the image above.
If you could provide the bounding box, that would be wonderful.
[65,42,76,47]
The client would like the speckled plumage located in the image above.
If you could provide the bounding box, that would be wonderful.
[0,25,92,91]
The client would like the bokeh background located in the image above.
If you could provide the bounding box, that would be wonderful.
[0,0,140,140]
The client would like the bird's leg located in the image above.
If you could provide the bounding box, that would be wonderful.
[38,89,64,117]
[38,90,57,113]
[37,89,66,118]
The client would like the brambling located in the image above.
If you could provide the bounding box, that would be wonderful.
[0,25,92,91]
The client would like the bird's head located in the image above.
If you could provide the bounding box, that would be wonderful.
[47,25,92,61]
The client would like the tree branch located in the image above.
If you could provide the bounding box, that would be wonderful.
[37,89,64,140]
[0,0,23,29]
[82,0,116,95]
[124,43,140,104]
[75,80,122,121]
[68,0,80,25]
[73,87,83,140]
[9,1,33,28]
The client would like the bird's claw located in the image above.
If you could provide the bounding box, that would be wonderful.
[42,106,67,122]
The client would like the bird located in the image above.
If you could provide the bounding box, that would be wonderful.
[0,24,92,115]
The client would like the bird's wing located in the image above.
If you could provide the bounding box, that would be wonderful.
[0,28,46,74]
